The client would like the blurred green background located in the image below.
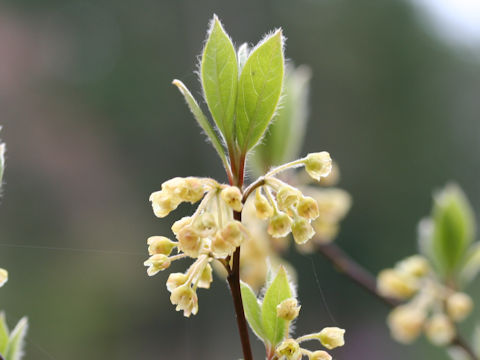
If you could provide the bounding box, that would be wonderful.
[0,0,479,359]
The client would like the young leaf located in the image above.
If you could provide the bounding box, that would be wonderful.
[237,43,249,73]
[459,242,480,286]
[431,184,475,276]
[0,312,9,354]
[172,79,229,170]
[252,65,311,173]
[261,266,292,346]
[4,317,28,360]
[240,281,265,340]
[201,15,238,146]
[235,30,285,153]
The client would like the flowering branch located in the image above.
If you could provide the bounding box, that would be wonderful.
[316,242,478,360]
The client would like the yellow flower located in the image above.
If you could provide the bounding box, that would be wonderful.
[147,236,177,256]
[387,305,425,344]
[268,212,293,238]
[221,186,243,212]
[166,272,188,292]
[254,189,274,219]
[446,292,473,322]
[377,269,418,300]
[176,227,203,258]
[291,218,315,244]
[276,339,302,360]
[197,263,213,289]
[276,186,301,211]
[296,196,319,220]
[149,191,180,218]
[397,255,429,278]
[170,285,198,317]
[144,254,171,276]
[425,313,455,346]
[304,152,332,181]
[317,327,345,350]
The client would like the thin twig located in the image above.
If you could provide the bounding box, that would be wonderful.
[316,242,478,360]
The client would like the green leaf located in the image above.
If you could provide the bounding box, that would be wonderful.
[4,317,28,360]
[240,281,265,341]
[235,30,285,153]
[252,65,311,173]
[261,266,292,346]
[201,15,238,146]
[431,184,475,276]
[0,312,9,355]
[459,242,480,286]
[172,79,229,170]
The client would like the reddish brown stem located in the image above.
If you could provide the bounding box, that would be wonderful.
[225,154,253,360]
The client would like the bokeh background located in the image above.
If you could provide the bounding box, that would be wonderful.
[0,0,479,359]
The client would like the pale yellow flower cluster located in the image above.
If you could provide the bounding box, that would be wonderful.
[276,326,345,360]
[377,255,474,345]
[146,177,248,317]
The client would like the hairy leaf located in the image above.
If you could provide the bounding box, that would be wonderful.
[432,184,475,276]
[237,43,249,73]
[201,15,238,145]
[252,65,311,173]
[240,281,265,341]
[172,79,229,169]
[261,266,292,346]
[4,317,28,360]
[235,30,284,153]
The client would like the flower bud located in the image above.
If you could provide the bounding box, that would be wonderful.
[276,186,301,211]
[292,218,315,244]
[177,227,203,258]
[197,263,213,289]
[276,339,302,360]
[0,268,8,287]
[193,213,217,237]
[171,216,192,235]
[268,212,293,238]
[397,255,429,278]
[254,189,274,219]
[447,292,473,322]
[309,351,332,360]
[304,152,332,181]
[387,305,425,344]
[317,327,345,350]
[277,298,301,321]
[149,191,180,218]
[144,254,171,276]
[425,313,455,346]
[170,285,198,317]
[166,272,188,292]
[221,186,243,212]
[147,236,177,256]
[296,196,320,220]
[377,269,418,300]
